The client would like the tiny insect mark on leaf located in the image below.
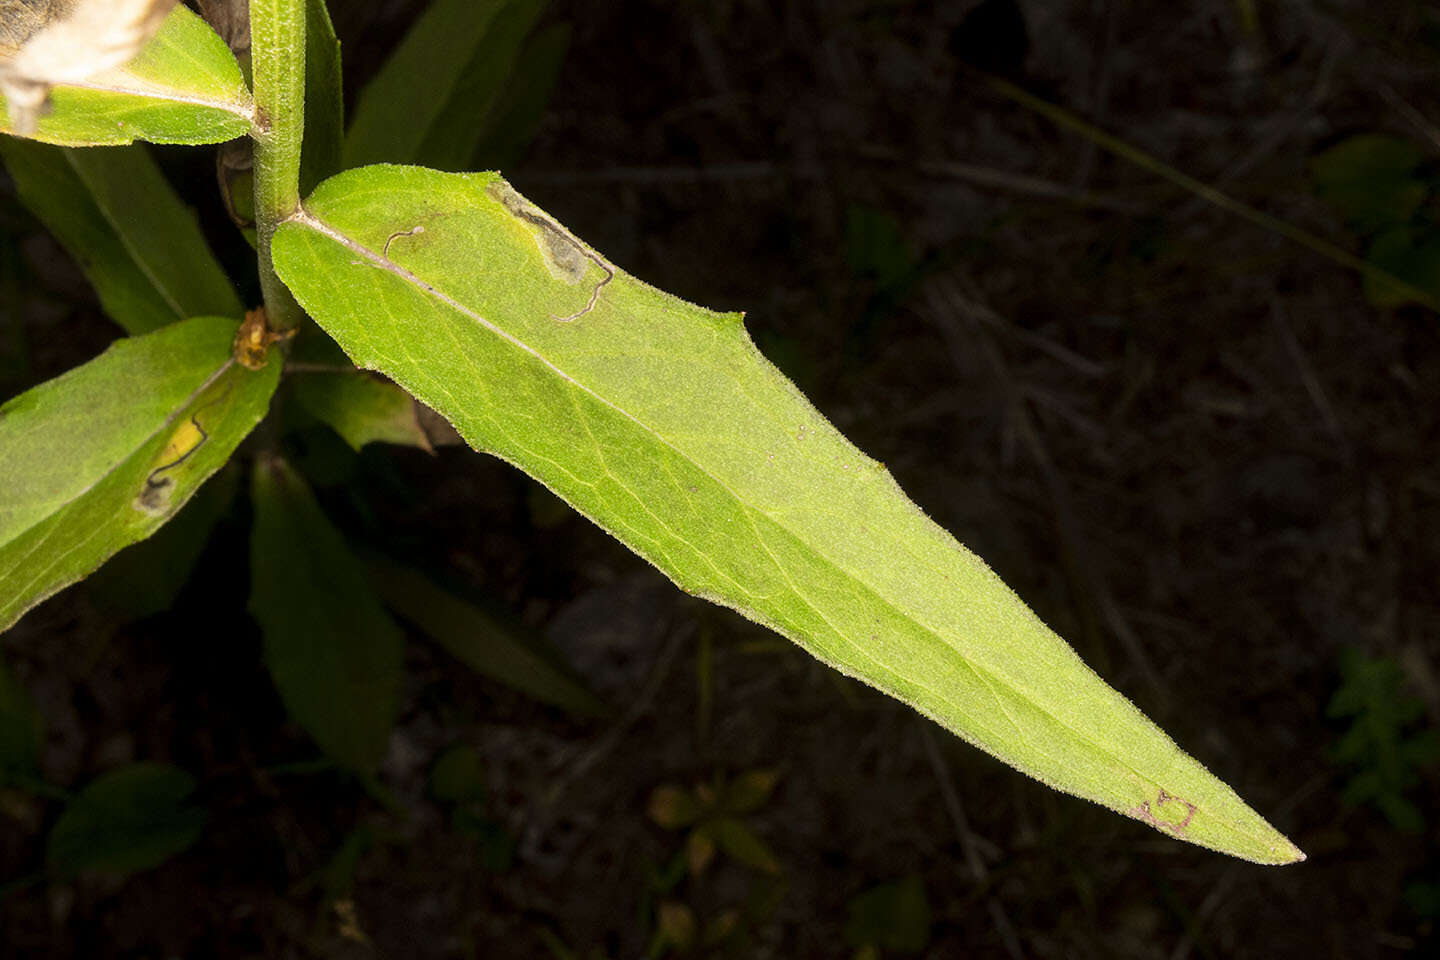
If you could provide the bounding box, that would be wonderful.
[1132,788,1198,835]
[485,180,614,322]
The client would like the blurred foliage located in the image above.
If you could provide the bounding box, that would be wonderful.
[46,763,206,880]
[1327,648,1440,832]
[1309,133,1440,309]
[430,744,514,873]
[844,874,933,957]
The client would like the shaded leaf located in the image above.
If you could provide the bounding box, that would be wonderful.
[300,0,342,195]
[719,768,780,815]
[273,167,1305,864]
[342,0,509,168]
[0,4,252,146]
[685,827,716,876]
[844,875,932,953]
[654,901,696,952]
[0,315,280,632]
[413,0,547,172]
[367,554,608,716]
[646,785,702,831]
[1363,226,1440,309]
[470,22,571,170]
[430,743,485,803]
[708,817,781,874]
[1310,134,1427,235]
[85,463,238,622]
[0,139,241,333]
[288,371,431,451]
[249,457,403,772]
[320,825,375,902]
[46,762,205,878]
[0,652,42,783]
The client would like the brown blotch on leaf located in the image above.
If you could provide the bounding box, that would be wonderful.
[1131,788,1198,835]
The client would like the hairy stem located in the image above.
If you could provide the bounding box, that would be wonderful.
[249,0,307,331]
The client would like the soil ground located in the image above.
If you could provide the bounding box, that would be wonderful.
[3,0,1439,957]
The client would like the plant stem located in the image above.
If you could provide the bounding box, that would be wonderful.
[249,0,307,332]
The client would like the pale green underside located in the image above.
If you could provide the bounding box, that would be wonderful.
[273,164,1302,864]
[0,7,252,147]
[0,317,279,631]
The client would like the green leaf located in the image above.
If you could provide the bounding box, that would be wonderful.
[46,763,206,879]
[412,0,548,172]
[300,0,343,195]
[469,22,571,170]
[720,769,780,815]
[646,785,702,830]
[0,139,241,333]
[342,0,511,168]
[0,316,280,632]
[706,817,781,874]
[1363,226,1440,309]
[430,743,486,803]
[288,372,431,451]
[844,875,932,953]
[272,165,1304,864]
[85,463,239,622]
[249,457,404,772]
[0,653,43,784]
[1309,134,1428,235]
[367,553,608,716]
[0,6,253,147]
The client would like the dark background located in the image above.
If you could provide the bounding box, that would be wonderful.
[3,0,1439,956]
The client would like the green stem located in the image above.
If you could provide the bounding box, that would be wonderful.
[249,0,307,332]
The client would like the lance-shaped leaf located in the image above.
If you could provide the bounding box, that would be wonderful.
[367,554,608,716]
[0,4,252,146]
[249,457,403,772]
[0,315,279,631]
[0,138,242,333]
[272,165,1304,864]
[46,762,206,879]
[343,0,514,169]
[300,0,342,195]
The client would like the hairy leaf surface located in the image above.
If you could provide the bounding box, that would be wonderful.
[273,165,1303,864]
[0,5,252,146]
[0,316,279,631]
